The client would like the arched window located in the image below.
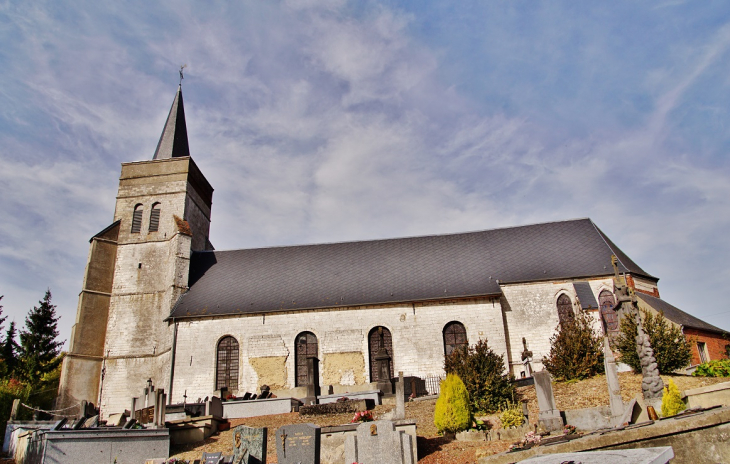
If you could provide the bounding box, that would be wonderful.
[295,331,318,387]
[599,290,619,335]
[443,321,468,356]
[216,336,239,391]
[368,326,394,382]
[148,203,161,233]
[131,204,143,234]
[557,294,574,325]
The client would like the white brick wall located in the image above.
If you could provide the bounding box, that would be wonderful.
[170,297,506,404]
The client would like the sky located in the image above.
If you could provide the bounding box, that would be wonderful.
[1,1,729,349]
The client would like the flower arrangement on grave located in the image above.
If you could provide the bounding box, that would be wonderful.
[408,391,416,401]
[336,396,350,402]
[508,431,542,451]
[563,424,577,435]
[351,410,374,423]
[164,458,189,464]
[226,393,237,400]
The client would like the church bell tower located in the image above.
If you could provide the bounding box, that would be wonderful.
[57,84,214,416]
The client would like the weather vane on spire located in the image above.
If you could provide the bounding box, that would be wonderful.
[179,64,187,85]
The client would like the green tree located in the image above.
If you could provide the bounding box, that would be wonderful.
[444,339,515,414]
[434,373,471,434]
[1,322,19,379]
[19,290,64,384]
[615,309,692,374]
[543,309,605,381]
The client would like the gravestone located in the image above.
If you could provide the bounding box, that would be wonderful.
[276,423,321,464]
[603,337,625,424]
[306,357,321,399]
[232,425,267,464]
[394,372,405,420]
[202,451,223,464]
[533,370,563,432]
[344,420,415,464]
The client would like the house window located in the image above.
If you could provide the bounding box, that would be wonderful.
[556,294,574,325]
[443,321,468,356]
[131,204,143,234]
[295,331,318,387]
[697,342,709,364]
[599,290,619,335]
[368,326,394,382]
[148,203,161,232]
[216,336,239,391]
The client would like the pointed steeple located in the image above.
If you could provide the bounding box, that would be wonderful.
[153,85,190,160]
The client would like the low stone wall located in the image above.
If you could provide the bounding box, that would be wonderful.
[300,399,372,416]
[17,428,170,464]
[683,381,730,409]
[221,397,301,419]
[320,419,417,464]
[317,390,382,405]
[3,421,56,455]
[563,405,614,431]
[478,406,730,464]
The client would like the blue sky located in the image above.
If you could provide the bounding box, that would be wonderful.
[1,1,729,348]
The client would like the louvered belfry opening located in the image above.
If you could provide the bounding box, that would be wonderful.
[148,203,161,232]
[368,326,394,382]
[443,321,468,356]
[131,204,143,234]
[599,290,619,335]
[557,294,575,325]
[216,336,239,391]
[295,332,318,387]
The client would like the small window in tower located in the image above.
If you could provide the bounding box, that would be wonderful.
[149,203,161,233]
[131,204,143,234]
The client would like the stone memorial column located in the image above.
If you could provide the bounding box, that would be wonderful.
[533,371,563,432]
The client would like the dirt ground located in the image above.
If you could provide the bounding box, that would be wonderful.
[169,373,729,463]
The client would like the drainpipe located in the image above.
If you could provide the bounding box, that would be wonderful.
[169,319,178,405]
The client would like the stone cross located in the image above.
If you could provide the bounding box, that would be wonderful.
[394,371,405,420]
[611,256,664,403]
[603,337,625,422]
[521,337,533,377]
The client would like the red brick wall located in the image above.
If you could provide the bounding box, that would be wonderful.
[683,328,728,365]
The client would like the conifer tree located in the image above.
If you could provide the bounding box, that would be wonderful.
[615,309,692,374]
[19,290,64,384]
[543,309,605,381]
[1,321,20,379]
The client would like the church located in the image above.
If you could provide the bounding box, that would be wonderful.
[56,86,727,418]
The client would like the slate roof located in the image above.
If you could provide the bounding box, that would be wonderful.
[638,293,726,334]
[169,218,655,319]
[573,281,599,309]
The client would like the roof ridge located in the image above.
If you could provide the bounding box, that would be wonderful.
[196,217,595,254]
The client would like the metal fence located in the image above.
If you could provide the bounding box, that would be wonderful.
[424,375,444,396]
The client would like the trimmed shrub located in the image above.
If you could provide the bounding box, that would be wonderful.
[542,310,604,381]
[693,359,730,377]
[499,401,525,428]
[434,374,471,434]
[615,310,692,374]
[444,339,515,414]
[661,379,686,417]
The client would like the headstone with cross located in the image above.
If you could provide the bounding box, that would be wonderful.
[276,423,320,464]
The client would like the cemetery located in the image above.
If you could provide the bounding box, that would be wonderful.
[4,367,730,463]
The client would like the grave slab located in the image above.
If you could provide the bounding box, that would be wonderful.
[232,425,267,464]
[276,423,321,464]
